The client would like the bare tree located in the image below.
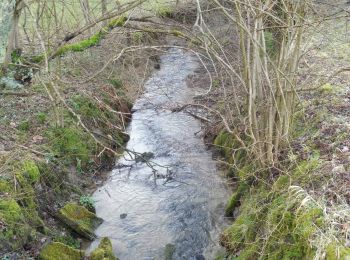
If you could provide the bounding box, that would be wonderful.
[200,0,308,167]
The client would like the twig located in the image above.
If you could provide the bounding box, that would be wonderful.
[0,91,32,96]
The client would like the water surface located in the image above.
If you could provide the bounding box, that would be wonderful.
[89,48,230,259]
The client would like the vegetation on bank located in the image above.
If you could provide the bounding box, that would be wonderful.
[0,79,130,258]
[214,82,350,259]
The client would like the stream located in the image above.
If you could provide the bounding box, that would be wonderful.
[88,48,230,259]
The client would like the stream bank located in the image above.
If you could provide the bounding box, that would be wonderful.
[0,20,161,259]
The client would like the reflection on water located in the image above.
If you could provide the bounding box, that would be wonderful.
[88,49,230,260]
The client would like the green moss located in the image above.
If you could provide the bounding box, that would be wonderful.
[58,203,102,240]
[223,210,259,251]
[18,120,30,131]
[0,199,23,222]
[222,165,328,260]
[11,49,22,63]
[273,175,290,191]
[235,243,260,260]
[132,32,145,43]
[320,83,343,94]
[54,16,126,58]
[214,130,235,161]
[39,242,83,260]
[0,199,32,251]
[53,234,80,249]
[236,164,255,182]
[107,16,127,28]
[156,6,174,18]
[292,155,321,186]
[0,179,12,193]
[164,244,176,260]
[22,160,40,183]
[108,78,123,89]
[291,107,324,139]
[36,112,47,124]
[326,243,350,260]
[55,32,103,57]
[46,126,95,167]
[0,156,47,252]
[225,182,249,217]
[27,16,126,63]
[71,95,103,118]
[30,54,45,63]
[170,29,185,37]
[90,237,117,260]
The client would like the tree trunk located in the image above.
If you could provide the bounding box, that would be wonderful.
[0,0,17,66]
[3,0,23,66]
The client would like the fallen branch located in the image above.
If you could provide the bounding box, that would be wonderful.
[0,91,32,96]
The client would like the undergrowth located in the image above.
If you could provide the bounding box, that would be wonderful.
[214,120,350,259]
[0,88,130,257]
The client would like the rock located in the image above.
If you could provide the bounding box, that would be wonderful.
[90,237,118,260]
[332,165,346,174]
[164,244,175,260]
[0,77,23,89]
[57,203,102,240]
[120,213,127,219]
[342,146,349,153]
[135,152,154,163]
[39,242,83,260]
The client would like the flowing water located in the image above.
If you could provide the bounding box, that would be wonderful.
[88,48,230,259]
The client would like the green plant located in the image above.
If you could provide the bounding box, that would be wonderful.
[108,78,123,89]
[79,195,95,212]
[18,120,30,131]
[36,112,47,124]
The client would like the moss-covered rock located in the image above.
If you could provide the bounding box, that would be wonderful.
[89,237,117,260]
[0,157,46,253]
[164,243,176,260]
[225,182,249,217]
[39,242,84,260]
[22,160,41,183]
[0,199,32,251]
[58,203,102,240]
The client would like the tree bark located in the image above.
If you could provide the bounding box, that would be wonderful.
[3,0,23,66]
